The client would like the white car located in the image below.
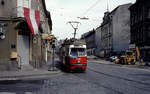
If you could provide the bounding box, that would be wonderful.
[109,56,118,62]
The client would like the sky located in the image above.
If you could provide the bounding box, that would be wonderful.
[45,0,136,39]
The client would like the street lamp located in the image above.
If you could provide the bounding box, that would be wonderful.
[77,17,89,20]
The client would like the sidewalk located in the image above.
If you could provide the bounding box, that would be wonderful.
[87,55,150,71]
[0,57,60,81]
[0,68,60,81]
[87,55,112,65]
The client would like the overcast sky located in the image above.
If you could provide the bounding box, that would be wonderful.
[45,0,136,39]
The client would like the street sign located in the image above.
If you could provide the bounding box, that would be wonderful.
[129,44,136,49]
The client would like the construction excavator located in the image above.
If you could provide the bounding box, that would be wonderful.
[115,46,142,65]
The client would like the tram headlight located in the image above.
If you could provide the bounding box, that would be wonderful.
[77,61,80,63]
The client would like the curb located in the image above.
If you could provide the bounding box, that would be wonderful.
[88,59,114,65]
[0,70,61,81]
[88,59,150,71]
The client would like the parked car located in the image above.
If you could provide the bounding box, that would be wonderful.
[109,56,118,62]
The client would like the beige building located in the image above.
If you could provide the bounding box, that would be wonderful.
[0,0,52,71]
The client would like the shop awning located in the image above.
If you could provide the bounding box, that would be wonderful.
[24,8,40,35]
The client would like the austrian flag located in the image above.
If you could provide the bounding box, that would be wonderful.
[24,8,40,35]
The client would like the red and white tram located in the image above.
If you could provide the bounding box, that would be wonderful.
[60,44,87,72]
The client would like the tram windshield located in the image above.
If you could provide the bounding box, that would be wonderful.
[70,48,86,56]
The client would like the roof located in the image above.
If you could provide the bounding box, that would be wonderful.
[101,3,132,27]
[82,29,96,38]
[42,0,52,30]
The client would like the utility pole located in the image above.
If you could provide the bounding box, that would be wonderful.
[67,21,81,39]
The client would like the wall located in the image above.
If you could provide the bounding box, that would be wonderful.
[0,0,17,17]
[101,23,112,51]
[95,26,105,57]
[31,35,43,68]
[99,3,131,57]
[95,26,102,49]
[31,0,51,34]
[0,0,52,69]
[85,32,96,49]
[112,4,131,52]
[0,0,51,34]
[0,19,18,70]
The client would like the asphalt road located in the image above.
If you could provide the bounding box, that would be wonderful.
[0,61,150,94]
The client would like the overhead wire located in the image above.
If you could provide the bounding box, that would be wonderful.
[79,0,118,20]
[110,0,121,8]
[80,0,123,22]
[81,0,102,16]
[51,0,124,21]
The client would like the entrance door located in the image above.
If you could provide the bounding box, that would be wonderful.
[17,35,30,65]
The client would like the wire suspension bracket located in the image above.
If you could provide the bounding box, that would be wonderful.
[67,21,81,39]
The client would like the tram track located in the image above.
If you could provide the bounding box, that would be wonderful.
[88,67,150,86]
[87,67,150,92]
[71,72,125,94]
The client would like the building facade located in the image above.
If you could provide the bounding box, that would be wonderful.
[129,0,150,62]
[0,0,52,71]
[95,26,104,57]
[100,3,132,57]
[81,29,96,55]
[100,11,112,57]
[129,0,150,46]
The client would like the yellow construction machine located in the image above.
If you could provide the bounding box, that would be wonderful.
[115,46,142,65]
[115,50,136,64]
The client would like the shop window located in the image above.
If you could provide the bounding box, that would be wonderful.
[0,22,7,38]
[11,44,16,49]
[0,27,5,39]
[0,27,3,35]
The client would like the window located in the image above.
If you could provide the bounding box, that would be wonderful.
[0,27,6,39]
[148,8,150,18]
[70,48,86,56]
[0,27,3,35]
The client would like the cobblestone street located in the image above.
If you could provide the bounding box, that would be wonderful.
[0,59,150,94]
